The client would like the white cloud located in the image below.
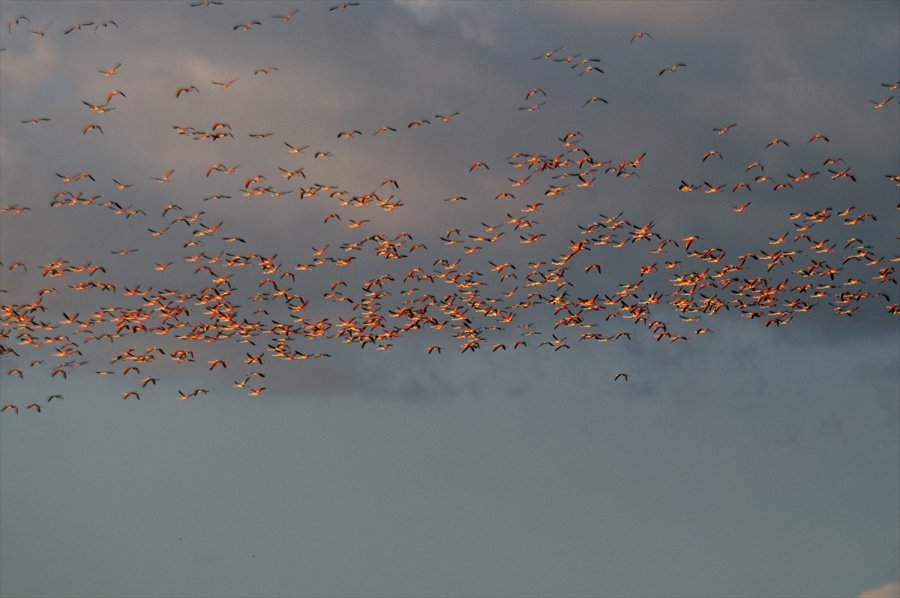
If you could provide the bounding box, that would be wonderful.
[525,0,747,37]
[392,0,501,48]
[859,581,900,598]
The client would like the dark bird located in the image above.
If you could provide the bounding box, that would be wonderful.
[659,63,686,76]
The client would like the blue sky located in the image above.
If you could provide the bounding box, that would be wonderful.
[1,1,898,596]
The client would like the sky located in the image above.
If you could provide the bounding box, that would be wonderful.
[0,1,898,597]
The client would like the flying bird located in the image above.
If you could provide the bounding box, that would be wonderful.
[98,63,122,77]
[583,96,608,107]
[7,15,30,33]
[533,46,563,60]
[233,21,262,31]
[176,85,199,97]
[82,101,115,113]
[211,78,239,89]
[659,63,686,75]
[713,123,737,135]
[152,169,175,183]
[64,22,95,34]
[630,32,652,44]
[435,112,460,123]
[273,10,300,21]
[27,23,52,37]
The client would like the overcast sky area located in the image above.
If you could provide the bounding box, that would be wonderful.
[0,1,898,597]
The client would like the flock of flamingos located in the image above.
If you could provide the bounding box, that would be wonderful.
[1,2,898,414]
